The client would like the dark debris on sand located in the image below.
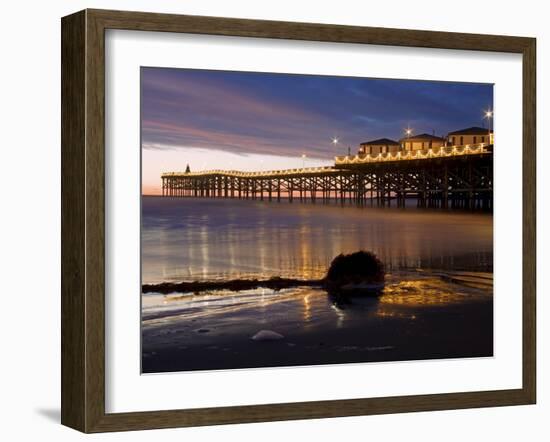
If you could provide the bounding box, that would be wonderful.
[143,251,385,296]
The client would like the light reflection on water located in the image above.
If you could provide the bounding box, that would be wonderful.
[142,197,493,285]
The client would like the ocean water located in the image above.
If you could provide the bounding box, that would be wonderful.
[141,196,493,285]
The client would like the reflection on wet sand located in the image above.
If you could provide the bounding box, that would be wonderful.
[142,271,493,373]
[143,272,492,335]
[379,273,492,307]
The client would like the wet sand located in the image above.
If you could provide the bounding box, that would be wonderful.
[142,271,493,373]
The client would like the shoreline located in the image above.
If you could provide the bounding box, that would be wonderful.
[140,194,494,214]
[142,269,493,295]
[142,277,324,294]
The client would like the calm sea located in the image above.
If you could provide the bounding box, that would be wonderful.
[141,196,493,285]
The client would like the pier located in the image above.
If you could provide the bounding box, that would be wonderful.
[161,144,493,210]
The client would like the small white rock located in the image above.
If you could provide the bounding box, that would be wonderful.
[251,330,285,341]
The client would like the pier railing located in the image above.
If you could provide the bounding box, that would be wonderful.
[162,165,338,179]
[162,144,491,179]
[335,143,491,166]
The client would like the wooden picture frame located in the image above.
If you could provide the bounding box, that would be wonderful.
[61,8,536,433]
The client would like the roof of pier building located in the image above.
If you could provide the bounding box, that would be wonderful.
[447,126,493,136]
[399,133,446,143]
[359,138,399,146]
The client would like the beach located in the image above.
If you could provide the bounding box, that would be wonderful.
[141,196,493,373]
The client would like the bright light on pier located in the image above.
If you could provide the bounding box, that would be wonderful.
[162,144,491,180]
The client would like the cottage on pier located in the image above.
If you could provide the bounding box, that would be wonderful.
[399,133,446,151]
[447,126,493,147]
[358,138,400,155]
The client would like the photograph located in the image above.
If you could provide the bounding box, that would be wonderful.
[140,67,495,373]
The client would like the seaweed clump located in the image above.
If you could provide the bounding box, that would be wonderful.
[324,251,385,294]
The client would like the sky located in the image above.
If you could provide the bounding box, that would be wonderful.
[141,67,493,195]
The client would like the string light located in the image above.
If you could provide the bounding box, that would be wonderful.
[162,144,489,178]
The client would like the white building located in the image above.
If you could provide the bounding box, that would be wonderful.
[399,133,446,151]
[447,126,493,147]
[358,138,400,155]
